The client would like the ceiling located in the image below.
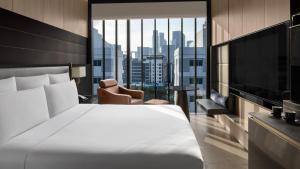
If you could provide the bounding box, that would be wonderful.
[91,0,206,4]
[92,1,207,19]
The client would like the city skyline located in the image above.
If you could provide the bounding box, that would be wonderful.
[93,18,206,54]
[92,18,207,112]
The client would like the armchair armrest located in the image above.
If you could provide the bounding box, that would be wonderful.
[97,88,131,104]
[119,86,144,100]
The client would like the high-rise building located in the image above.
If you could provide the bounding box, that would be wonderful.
[129,55,164,87]
[152,30,159,54]
[197,22,207,48]
[131,58,142,85]
[143,55,163,85]
[152,31,167,54]
[92,28,103,95]
[187,40,193,47]
[137,47,153,58]
[159,32,167,53]
[172,31,186,49]
[174,47,206,112]
[92,28,124,95]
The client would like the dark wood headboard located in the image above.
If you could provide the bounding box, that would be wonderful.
[0,65,71,80]
[0,8,92,96]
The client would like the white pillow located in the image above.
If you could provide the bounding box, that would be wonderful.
[0,87,50,144]
[44,80,79,118]
[0,77,17,93]
[49,73,70,84]
[16,75,50,90]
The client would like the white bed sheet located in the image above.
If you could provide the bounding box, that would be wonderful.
[0,104,203,169]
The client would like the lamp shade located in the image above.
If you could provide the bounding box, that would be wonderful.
[72,66,86,78]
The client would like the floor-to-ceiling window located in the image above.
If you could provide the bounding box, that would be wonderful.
[104,20,116,80]
[92,20,103,95]
[92,2,207,113]
[117,20,127,86]
[183,18,196,112]
[130,19,142,90]
[142,19,155,100]
[170,18,182,104]
[196,18,208,112]
[156,19,169,101]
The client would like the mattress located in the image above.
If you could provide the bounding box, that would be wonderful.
[0,104,203,169]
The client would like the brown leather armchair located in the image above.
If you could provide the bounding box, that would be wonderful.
[97,79,144,104]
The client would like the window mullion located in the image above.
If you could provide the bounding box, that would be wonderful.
[141,19,144,90]
[154,19,157,99]
[194,18,197,114]
[127,20,131,89]
[115,20,118,81]
[167,18,170,102]
[103,20,106,79]
[181,18,183,88]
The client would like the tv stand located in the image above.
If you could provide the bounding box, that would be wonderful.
[249,113,300,169]
[230,88,278,110]
[283,100,300,119]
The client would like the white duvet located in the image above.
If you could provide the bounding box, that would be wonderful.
[0,104,203,169]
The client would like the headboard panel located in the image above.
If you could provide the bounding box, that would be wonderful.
[0,65,70,79]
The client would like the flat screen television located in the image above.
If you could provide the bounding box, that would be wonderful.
[229,22,289,105]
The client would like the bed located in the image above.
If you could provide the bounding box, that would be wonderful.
[0,65,203,169]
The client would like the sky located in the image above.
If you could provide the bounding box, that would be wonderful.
[93,17,206,52]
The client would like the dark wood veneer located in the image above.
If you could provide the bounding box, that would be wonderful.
[0,8,87,65]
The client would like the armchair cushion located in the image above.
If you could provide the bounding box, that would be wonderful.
[119,86,144,99]
[100,79,118,88]
[98,88,131,104]
[98,79,144,104]
[106,85,119,94]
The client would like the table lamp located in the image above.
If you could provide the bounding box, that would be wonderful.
[72,66,86,85]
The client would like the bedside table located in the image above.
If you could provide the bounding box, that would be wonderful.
[79,95,98,104]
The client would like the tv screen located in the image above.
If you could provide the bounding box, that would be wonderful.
[229,23,289,104]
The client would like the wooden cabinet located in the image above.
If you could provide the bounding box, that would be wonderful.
[0,0,12,10]
[228,0,243,39]
[249,115,300,169]
[242,0,265,35]
[211,0,229,45]
[265,0,290,27]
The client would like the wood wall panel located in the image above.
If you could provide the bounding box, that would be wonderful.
[79,0,88,37]
[242,0,265,35]
[13,0,44,22]
[0,8,87,66]
[0,0,12,10]
[218,83,229,96]
[62,0,87,37]
[218,64,228,84]
[228,0,243,39]
[212,0,290,44]
[44,0,63,29]
[236,96,271,131]
[265,0,290,27]
[211,0,229,45]
[63,0,76,35]
[1,0,87,37]
[213,44,229,97]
